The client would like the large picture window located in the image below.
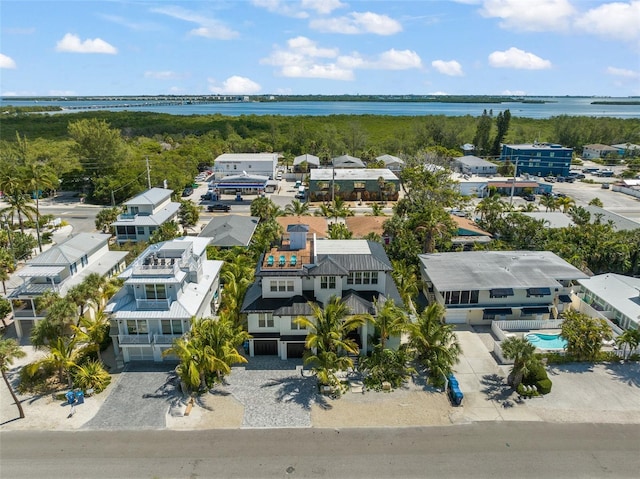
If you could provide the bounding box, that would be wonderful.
[145,284,167,300]
[126,319,148,335]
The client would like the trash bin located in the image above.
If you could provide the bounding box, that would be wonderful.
[74,390,85,404]
[65,391,75,405]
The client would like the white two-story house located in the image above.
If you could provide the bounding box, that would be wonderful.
[105,237,223,363]
[111,188,180,244]
[419,250,589,324]
[241,224,403,360]
[8,233,128,339]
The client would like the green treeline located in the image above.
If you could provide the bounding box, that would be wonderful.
[2,110,639,151]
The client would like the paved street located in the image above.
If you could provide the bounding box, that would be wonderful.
[2,424,640,478]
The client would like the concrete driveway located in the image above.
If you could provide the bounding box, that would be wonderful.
[83,362,179,430]
[452,325,640,424]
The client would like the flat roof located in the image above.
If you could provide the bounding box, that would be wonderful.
[315,239,371,255]
[578,274,640,327]
[456,156,497,167]
[419,250,588,291]
[215,153,278,162]
[310,168,399,181]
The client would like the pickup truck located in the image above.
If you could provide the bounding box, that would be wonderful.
[207,203,231,212]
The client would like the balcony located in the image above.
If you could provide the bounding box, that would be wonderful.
[136,298,171,310]
[154,334,182,344]
[118,334,152,345]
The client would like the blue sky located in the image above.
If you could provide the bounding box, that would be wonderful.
[1,0,639,97]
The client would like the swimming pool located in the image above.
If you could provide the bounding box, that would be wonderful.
[525,333,567,350]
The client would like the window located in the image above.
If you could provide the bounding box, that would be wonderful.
[161,320,183,335]
[450,291,460,305]
[470,290,479,303]
[321,276,336,289]
[80,255,88,267]
[70,263,77,275]
[126,319,148,335]
[279,281,287,292]
[145,284,167,300]
[363,272,371,285]
[353,181,365,189]
[490,288,514,298]
[271,280,294,292]
[444,290,479,305]
[371,272,378,284]
[355,272,362,285]
[258,313,274,328]
[130,207,139,215]
[482,312,495,321]
[287,280,294,292]
[137,226,145,235]
[270,281,277,292]
[461,291,470,304]
[291,318,306,330]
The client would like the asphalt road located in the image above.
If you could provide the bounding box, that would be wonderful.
[2,424,639,478]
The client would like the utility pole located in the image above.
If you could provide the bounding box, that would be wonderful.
[111,190,116,207]
[509,158,518,205]
[146,156,152,189]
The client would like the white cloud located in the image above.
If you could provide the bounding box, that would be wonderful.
[251,0,345,17]
[0,53,17,69]
[502,89,527,96]
[208,76,261,94]
[431,59,464,76]
[262,37,420,80]
[310,11,402,35]
[55,33,117,54]
[575,1,640,42]
[480,0,575,32]
[606,66,640,79]
[430,91,449,96]
[488,47,552,69]
[301,0,346,15]
[151,6,238,39]
[144,71,186,80]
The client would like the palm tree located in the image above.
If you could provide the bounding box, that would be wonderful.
[556,196,576,213]
[519,202,538,212]
[73,359,111,393]
[500,336,540,389]
[0,337,27,419]
[0,189,37,234]
[540,194,558,212]
[366,203,386,216]
[615,329,640,360]
[20,161,58,252]
[371,299,408,349]
[391,260,419,312]
[26,337,79,388]
[284,199,310,216]
[295,297,369,385]
[408,304,461,388]
[72,310,109,363]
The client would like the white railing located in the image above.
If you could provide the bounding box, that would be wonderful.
[493,342,512,365]
[118,334,152,345]
[136,298,171,310]
[153,334,182,344]
[493,319,564,340]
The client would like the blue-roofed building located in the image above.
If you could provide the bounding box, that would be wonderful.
[500,143,573,177]
[241,225,403,359]
[111,188,180,244]
[105,236,223,363]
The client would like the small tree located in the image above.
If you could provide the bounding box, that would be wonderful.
[500,336,540,389]
[615,329,640,360]
[178,200,200,233]
[561,310,612,361]
[95,207,121,233]
[149,221,180,244]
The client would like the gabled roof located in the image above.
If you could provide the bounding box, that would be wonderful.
[342,290,376,315]
[307,256,350,276]
[294,154,320,166]
[199,215,259,247]
[241,283,317,313]
[332,155,365,168]
[376,154,404,166]
[314,240,392,272]
[28,233,111,266]
[124,187,172,206]
[583,144,618,151]
[455,156,497,167]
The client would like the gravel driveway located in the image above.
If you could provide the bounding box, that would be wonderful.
[83,362,179,430]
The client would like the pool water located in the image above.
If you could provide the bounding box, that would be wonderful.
[525,333,567,350]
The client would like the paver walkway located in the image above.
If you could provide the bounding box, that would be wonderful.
[221,356,316,428]
[83,362,178,430]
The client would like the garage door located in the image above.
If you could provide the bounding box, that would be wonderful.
[253,340,278,356]
[286,343,306,359]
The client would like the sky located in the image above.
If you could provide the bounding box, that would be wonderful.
[1,0,639,97]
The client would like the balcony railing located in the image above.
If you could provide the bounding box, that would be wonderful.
[154,334,182,344]
[118,334,152,345]
[136,298,171,310]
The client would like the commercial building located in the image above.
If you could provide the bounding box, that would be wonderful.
[212,153,278,180]
[308,168,400,202]
[500,143,573,177]
[582,144,618,160]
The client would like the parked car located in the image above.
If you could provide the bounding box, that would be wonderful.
[208,203,231,212]
[182,187,194,197]
[601,183,610,189]
[544,176,556,183]
[523,194,536,202]
[583,167,600,174]
[200,191,216,201]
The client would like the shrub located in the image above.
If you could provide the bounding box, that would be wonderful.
[536,378,553,395]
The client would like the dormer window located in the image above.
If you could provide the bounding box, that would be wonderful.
[145,284,167,300]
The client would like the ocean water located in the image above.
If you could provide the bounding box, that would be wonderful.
[1,97,639,119]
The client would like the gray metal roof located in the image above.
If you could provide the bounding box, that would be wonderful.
[29,233,111,265]
[522,212,575,229]
[578,273,640,327]
[294,154,320,166]
[582,206,640,231]
[419,250,588,291]
[199,215,259,247]
[314,240,392,272]
[455,156,497,167]
[332,155,365,168]
[112,202,180,226]
[124,187,173,206]
[307,257,350,276]
[376,154,404,166]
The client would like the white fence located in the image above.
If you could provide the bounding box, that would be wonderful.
[492,319,564,341]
